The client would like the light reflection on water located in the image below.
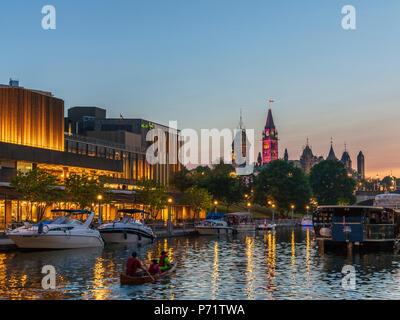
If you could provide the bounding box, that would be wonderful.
[1,227,400,299]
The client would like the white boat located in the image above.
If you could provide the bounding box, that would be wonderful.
[257,218,276,230]
[98,209,155,244]
[301,215,313,227]
[195,219,234,235]
[7,210,104,249]
[227,212,256,232]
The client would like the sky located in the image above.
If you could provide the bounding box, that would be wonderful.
[1,0,400,177]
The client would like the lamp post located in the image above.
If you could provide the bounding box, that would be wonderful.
[97,195,103,224]
[306,205,310,215]
[290,204,295,220]
[272,204,276,221]
[167,198,173,236]
[247,202,251,213]
[214,200,218,214]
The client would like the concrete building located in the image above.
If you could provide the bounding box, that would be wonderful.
[0,81,192,228]
[357,151,365,180]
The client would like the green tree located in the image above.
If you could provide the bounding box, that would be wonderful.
[253,160,311,215]
[135,179,168,220]
[202,163,244,211]
[182,186,213,219]
[170,166,195,192]
[64,173,109,210]
[381,175,396,191]
[11,168,62,222]
[309,160,356,205]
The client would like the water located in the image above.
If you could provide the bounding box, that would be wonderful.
[1,227,400,300]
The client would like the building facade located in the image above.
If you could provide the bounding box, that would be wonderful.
[0,81,193,229]
[262,109,278,164]
[357,151,365,179]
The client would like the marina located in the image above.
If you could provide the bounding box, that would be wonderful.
[1,227,400,299]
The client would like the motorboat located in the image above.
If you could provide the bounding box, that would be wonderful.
[227,212,256,232]
[7,210,104,249]
[257,218,276,231]
[301,214,313,227]
[98,209,155,244]
[195,217,235,235]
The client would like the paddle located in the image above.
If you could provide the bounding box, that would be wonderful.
[144,268,156,282]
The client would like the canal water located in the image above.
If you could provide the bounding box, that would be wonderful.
[1,227,400,300]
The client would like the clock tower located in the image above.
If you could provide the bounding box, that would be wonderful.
[262,108,278,164]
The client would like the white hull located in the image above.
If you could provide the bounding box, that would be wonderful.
[100,232,153,244]
[8,233,104,249]
[301,220,313,227]
[234,223,256,232]
[196,227,233,235]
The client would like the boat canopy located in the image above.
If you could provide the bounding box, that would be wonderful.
[227,212,252,217]
[117,209,150,215]
[51,209,93,215]
[206,213,227,220]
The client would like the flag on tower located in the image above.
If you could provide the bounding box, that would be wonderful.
[269,99,275,103]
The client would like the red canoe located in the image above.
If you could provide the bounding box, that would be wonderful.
[120,262,177,285]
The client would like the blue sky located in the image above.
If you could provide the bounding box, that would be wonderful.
[1,0,400,176]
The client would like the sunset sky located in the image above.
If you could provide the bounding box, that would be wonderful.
[1,0,400,177]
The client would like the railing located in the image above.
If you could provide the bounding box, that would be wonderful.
[364,224,395,240]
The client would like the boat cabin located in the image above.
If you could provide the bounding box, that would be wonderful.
[313,206,400,246]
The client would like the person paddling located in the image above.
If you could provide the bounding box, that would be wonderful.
[158,251,171,271]
[126,251,146,277]
[148,259,162,275]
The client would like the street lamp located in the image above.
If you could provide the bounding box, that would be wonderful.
[306,205,310,214]
[97,194,103,224]
[290,204,295,220]
[167,197,173,236]
[247,202,251,213]
[214,200,218,214]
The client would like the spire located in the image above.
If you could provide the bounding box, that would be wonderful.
[265,108,275,130]
[327,138,337,160]
[238,109,244,129]
[284,148,289,162]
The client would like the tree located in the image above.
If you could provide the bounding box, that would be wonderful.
[202,163,244,211]
[11,168,62,222]
[253,160,311,215]
[381,175,396,191]
[64,173,109,210]
[135,179,168,220]
[309,160,356,205]
[182,186,212,219]
[170,166,195,192]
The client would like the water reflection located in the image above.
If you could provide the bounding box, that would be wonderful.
[1,229,400,299]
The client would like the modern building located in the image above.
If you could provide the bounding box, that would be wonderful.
[262,108,278,164]
[357,151,365,179]
[0,80,191,228]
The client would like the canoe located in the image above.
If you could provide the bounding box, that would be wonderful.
[120,262,177,285]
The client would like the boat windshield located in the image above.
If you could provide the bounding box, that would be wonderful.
[51,217,82,225]
[114,217,142,225]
